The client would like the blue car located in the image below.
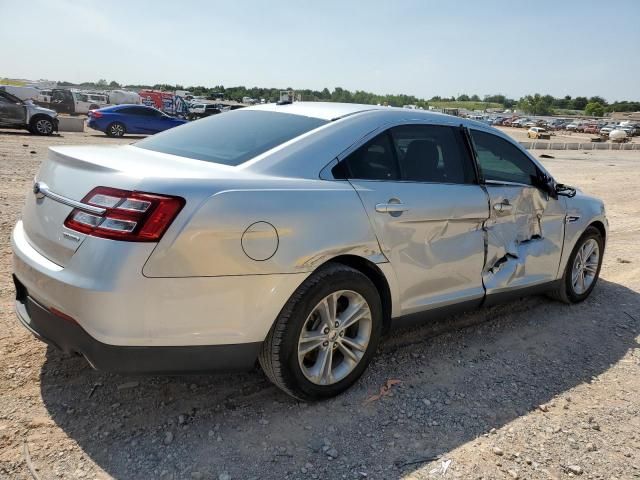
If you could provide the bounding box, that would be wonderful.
[87,104,188,137]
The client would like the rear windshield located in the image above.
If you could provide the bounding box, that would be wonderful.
[136,110,327,166]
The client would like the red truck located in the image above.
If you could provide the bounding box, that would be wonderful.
[138,90,188,116]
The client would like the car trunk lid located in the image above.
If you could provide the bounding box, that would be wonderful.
[21,144,245,267]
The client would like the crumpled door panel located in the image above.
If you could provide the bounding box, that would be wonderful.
[483,185,565,293]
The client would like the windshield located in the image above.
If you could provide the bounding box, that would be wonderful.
[136,110,327,166]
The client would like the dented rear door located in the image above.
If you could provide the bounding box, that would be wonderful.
[344,125,488,316]
[470,129,565,295]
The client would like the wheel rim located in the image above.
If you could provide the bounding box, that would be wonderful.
[36,119,52,134]
[111,124,124,136]
[571,238,599,295]
[297,290,372,386]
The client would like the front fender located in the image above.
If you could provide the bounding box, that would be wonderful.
[558,192,608,276]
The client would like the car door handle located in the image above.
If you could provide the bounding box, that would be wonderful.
[493,201,513,213]
[375,202,409,214]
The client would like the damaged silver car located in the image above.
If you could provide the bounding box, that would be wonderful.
[13,103,606,400]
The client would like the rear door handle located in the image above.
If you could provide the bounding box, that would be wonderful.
[375,202,409,214]
[493,201,513,213]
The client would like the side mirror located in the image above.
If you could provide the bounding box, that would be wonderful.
[539,175,558,199]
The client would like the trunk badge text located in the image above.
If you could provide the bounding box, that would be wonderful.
[62,231,81,243]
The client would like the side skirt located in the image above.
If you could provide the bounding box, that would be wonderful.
[389,280,560,332]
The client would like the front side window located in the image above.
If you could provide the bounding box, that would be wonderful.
[471,130,539,185]
[137,110,327,166]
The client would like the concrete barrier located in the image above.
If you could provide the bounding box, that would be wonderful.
[521,141,640,151]
[57,116,85,132]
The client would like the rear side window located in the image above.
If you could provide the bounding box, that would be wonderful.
[390,125,474,184]
[471,130,539,185]
[137,110,327,166]
[336,132,399,180]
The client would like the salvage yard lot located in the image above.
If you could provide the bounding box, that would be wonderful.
[0,130,639,479]
[497,126,640,145]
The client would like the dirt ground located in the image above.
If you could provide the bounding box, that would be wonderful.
[0,130,639,480]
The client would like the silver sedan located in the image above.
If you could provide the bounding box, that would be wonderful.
[12,102,607,400]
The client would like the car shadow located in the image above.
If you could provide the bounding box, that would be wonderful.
[38,278,640,479]
[87,134,148,140]
[0,130,63,137]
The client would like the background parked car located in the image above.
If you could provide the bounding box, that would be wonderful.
[617,125,638,136]
[599,126,614,137]
[0,89,58,135]
[583,124,600,135]
[527,127,551,139]
[87,104,187,137]
[187,103,222,120]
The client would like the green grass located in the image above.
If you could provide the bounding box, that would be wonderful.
[0,78,26,86]
[429,101,503,111]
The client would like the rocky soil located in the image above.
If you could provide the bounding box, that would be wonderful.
[0,130,639,479]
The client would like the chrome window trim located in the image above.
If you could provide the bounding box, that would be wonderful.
[484,179,534,188]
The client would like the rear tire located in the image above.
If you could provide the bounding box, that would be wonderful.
[259,263,383,400]
[106,122,125,137]
[547,226,603,304]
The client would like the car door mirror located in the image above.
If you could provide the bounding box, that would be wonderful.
[539,175,558,199]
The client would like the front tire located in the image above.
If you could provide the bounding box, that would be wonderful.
[259,263,383,400]
[29,117,54,136]
[106,122,125,137]
[548,226,603,304]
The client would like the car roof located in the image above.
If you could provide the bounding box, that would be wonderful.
[101,104,152,111]
[246,101,395,121]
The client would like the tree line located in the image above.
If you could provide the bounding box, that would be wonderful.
[56,79,640,116]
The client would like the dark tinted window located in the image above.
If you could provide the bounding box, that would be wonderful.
[391,125,474,183]
[0,91,21,103]
[131,107,163,117]
[341,132,399,180]
[116,107,137,114]
[136,110,327,166]
[471,130,539,185]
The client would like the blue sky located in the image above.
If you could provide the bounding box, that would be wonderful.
[3,0,639,101]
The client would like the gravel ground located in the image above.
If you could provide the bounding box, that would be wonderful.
[0,130,639,480]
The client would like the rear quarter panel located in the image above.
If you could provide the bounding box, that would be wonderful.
[143,179,385,277]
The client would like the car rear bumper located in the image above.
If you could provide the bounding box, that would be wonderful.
[12,220,309,348]
[14,286,261,373]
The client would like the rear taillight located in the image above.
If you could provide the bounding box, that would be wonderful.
[88,110,103,118]
[64,187,185,242]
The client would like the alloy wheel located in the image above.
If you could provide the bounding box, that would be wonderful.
[297,290,372,386]
[571,238,599,295]
[36,119,53,135]
[110,124,125,137]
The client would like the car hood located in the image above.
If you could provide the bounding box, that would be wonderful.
[27,104,57,117]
